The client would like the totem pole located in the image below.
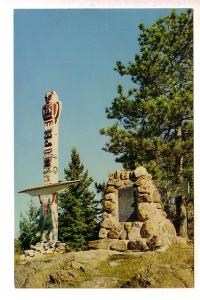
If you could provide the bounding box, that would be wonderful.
[40,90,62,241]
[19,90,79,243]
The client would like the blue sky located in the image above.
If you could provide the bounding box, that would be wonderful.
[14,8,183,236]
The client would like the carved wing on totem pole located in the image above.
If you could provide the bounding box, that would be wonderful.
[42,90,62,123]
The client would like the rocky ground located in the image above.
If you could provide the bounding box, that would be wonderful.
[15,239,194,288]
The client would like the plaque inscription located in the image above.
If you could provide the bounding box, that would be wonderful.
[118,187,135,222]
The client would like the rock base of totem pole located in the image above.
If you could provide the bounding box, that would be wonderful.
[19,241,70,261]
[89,167,177,252]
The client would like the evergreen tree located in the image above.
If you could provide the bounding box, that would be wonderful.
[18,200,41,250]
[100,9,193,237]
[58,147,99,249]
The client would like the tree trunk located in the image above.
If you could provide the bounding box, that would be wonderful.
[175,195,188,238]
[176,126,184,179]
[174,126,188,238]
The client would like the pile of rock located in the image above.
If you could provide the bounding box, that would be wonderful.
[20,241,69,261]
[98,169,134,241]
[89,166,177,252]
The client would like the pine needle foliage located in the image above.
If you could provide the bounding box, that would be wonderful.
[18,200,41,250]
[58,147,99,250]
[101,9,193,192]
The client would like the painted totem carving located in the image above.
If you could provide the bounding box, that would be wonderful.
[39,91,62,241]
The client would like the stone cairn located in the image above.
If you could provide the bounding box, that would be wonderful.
[89,166,177,252]
[20,241,69,261]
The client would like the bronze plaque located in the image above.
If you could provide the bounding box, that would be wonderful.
[118,187,135,222]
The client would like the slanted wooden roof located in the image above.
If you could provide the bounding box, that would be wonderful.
[18,180,80,196]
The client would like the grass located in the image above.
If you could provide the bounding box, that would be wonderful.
[97,242,194,288]
[15,254,21,265]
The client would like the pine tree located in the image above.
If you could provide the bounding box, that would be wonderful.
[18,200,41,250]
[58,147,99,249]
[100,9,193,237]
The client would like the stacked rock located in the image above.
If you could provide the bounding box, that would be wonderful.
[20,241,69,261]
[89,166,177,252]
[98,170,133,242]
[131,166,177,250]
